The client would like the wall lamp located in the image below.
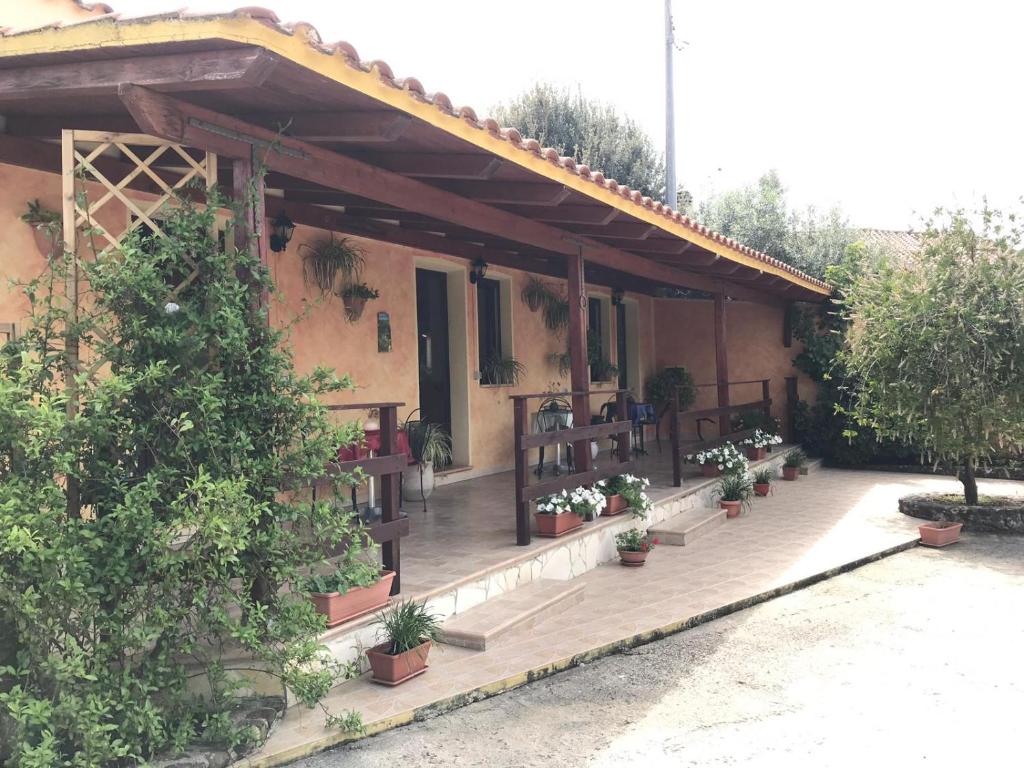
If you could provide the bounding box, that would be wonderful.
[269,211,296,253]
[469,258,489,284]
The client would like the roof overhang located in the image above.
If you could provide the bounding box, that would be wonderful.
[0,11,831,302]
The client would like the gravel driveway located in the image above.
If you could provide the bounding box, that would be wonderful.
[293,533,1024,767]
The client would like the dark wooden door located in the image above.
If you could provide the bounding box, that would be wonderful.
[415,268,452,437]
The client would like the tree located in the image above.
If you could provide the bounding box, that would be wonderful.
[698,170,852,279]
[492,83,666,199]
[0,191,363,763]
[837,206,1024,504]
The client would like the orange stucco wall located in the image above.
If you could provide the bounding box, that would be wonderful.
[653,298,813,439]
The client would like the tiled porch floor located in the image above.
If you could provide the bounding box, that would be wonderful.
[242,469,1024,767]
[398,444,754,596]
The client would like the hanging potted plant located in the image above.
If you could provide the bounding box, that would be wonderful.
[534,484,606,537]
[305,535,395,628]
[300,235,364,294]
[752,467,773,497]
[542,293,570,334]
[602,474,653,518]
[21,199,61,259]
[401,415,453,512]
[365,599,441,686]
[339,282,379,322]
[740,428,783,460]
[521,275,549,312]
[615,528,659,567]
[481,355,526,386]
[691,443,748,478]
[782,448,806,480]
[715,473,754,518]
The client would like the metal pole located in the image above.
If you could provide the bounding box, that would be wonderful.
[664,0,677,208]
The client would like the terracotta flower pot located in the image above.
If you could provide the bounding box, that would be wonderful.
[534,511,584,537]
[746,446,767,461]
[753,483,771,497]
[919,521,963,547]
[720,500,742,518]
[782,466,800,481]
[603,493,628,516]
[618,549,648,567]
[366,640,431,685]
[310,570,396,628]
[343,295,367,321]
[701,463,721,478]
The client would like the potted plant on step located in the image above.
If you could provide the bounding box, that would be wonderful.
[740,428,783,460]
[366,599,441,685]
[753,467,773,497]
[602,474,653,519]
[715,473,754,518]
[535,484,606,537]
[339,282,379,322]
[691,443,748,478]
[305,534,395,628]
[782,448,806,480]
[401,413,453,512]
[615,528,659,567]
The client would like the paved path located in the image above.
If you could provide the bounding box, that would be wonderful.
[293,533,1024,767]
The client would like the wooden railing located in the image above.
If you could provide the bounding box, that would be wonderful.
[511,389,635,546]
[670,380,772,487]
[314,402,409,595]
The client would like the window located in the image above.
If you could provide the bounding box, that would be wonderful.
[616,302,628,390]
[477,277,503,384]
[588,296,614,382]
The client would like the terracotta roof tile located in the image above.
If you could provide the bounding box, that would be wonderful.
[0,3,831,292]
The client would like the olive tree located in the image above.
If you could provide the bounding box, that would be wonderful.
[838,206,1024,503]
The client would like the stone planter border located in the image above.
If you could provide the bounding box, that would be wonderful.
[898,493,1024,533]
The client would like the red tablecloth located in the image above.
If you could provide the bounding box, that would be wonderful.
[337,429,413,464]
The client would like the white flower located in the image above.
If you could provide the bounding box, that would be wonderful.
[164,301,180,315]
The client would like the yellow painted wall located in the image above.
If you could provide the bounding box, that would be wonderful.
[1,0,108,30]
[652,298,814,440]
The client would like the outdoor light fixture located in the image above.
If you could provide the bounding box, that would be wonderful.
[612,287,625,305]
[469,258,489,284]
[269,211,296,253]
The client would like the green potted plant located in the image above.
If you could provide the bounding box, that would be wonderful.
[740,428,783,461]
[339,282,379,322]
[782,448,806,480]
[305,534,394,627]
[401,416,453,511]
[691,443,748,478]
[614,528,659,567]
[365,599,441,685]
[644,366,696,445]
[601,474,653,519]
[21,199,61,259]
[587,336,619,382]
[752,467,773,497]
[481,355,526,386]
[715,473,754,518]
[534,484,607,537]
[521,275,549,312]
[301,235,364,294]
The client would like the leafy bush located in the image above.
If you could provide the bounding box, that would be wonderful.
[0,193,363,765]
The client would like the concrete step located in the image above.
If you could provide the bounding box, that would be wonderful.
[648,507,727,546]
[437,579,585,651]
[801,458,824,475]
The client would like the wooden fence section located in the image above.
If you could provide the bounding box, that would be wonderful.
[511,389,635,546]
[317,402,408,595]
[670,379,772,487]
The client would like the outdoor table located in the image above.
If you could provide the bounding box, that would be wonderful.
[629,402,657,455]
[532,407,573,476]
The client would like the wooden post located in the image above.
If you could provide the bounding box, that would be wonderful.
[615,389,630,464]
[762,378,772,426]
[232,146,269,310]
[785,376,799,443]
[671,387,682,487]
[379,405,401,594]
[713,293,729,436]
[566,247,592,473]
[61,129,81,520]
[513,397,530,546]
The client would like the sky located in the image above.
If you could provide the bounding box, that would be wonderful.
[113,0,1024,229]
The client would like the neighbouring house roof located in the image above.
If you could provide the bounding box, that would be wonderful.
[0,5,831,299]
[855,229,923,260]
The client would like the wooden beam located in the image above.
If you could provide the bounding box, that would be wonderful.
[566,247,592,473]
[358,152,502,179]
[118,85,791,304]
[599,237,691,255]
[434,180,571,206]
[0,48,278,102]
[499,204,620,225]
[714,293,730,426]
[567,222,658,240]
[260,111,412,142]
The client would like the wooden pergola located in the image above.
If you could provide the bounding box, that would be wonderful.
[0,11,831,557]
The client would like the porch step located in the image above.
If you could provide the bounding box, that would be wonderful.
[648,507,726,546]
[437,579,585,651]
[801,458,824,476]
